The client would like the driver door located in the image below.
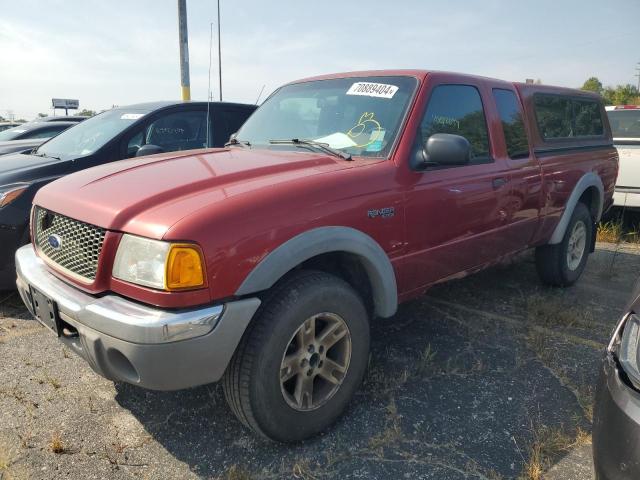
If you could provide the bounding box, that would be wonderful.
[400,81,513,293]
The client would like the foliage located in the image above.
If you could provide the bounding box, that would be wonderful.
[37,113,47,118]
[580,77,640,105]
[581,77,603,94]
[78,109,96,117]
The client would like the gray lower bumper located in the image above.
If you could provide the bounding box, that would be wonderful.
[15,245,261,390]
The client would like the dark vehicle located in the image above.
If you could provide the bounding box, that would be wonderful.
[0,122,22,132]
[0,101,256,288]
[594,280,640,479]
[32,115,90,123]
[0,121,78,156]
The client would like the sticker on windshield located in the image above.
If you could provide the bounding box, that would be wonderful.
[366,130,386,152]
[346,82,398,99]
[120,113,145,120]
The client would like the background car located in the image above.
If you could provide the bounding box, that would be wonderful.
[606,105,640,210]
[0,100,256,289]
[0,120,79,156]
[31,115,90,123]
[0,121,22,132]
[593,278,640,479]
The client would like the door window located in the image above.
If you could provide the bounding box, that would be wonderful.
[127,110,208,156]
[23,125,70,139]
[493,89,530,159]
[419,85,491,163]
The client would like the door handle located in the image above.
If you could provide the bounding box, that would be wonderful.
[492,177,507,189]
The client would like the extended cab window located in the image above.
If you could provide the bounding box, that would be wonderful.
[493,89,529,159]
[534,94,604,140]
[419,85,491,163]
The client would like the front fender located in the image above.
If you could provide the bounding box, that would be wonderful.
[235,226,398,318]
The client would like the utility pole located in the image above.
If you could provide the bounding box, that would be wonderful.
[636,62,640,92]
[217,0,222,101]
[177,0,191,101]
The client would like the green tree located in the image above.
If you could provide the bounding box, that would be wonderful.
[37,112,47,118]
[602,84,640,106]
[581,77,603,94]
[78,109,96,117]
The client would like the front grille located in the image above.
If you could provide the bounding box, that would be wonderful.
[33,207,106,281]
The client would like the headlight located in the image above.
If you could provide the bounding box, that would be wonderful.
[616,313,640,389]
[0,183,30,207]
[112,234,205,290]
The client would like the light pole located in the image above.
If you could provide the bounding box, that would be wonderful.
[217,0,222,101]
[178,0,191,101]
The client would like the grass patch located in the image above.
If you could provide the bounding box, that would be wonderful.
[526,294,593,330]
[518,424,591,480]
[597,219,640,244]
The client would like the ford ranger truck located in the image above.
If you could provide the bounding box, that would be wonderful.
[15,71,618,442]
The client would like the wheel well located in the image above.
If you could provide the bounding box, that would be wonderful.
[578,186,601,222]
[292,252,375,317]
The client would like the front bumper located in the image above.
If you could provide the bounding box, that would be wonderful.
[593,354,640,479]
[613,189,640,209]
[15,245,261,390]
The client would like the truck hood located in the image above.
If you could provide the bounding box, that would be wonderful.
[34,148,358,238]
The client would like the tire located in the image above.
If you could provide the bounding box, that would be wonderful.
[535,202,593,287]
[223,269,370,442]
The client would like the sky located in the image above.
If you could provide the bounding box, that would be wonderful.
[1,0,639,120]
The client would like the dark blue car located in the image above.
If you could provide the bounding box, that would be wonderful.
[0,101,256,288]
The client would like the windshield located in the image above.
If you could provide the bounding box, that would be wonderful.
[36,108,148,159]
[0,124,32,141]
[235,76,418,158]
[608,110,640,139]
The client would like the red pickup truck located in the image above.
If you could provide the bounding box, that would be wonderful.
[15,70,618,442]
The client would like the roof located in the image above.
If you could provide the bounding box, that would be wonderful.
[113,100,255,112]
[287,70,598,99]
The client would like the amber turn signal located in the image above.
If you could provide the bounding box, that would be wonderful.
[165,244,205,290]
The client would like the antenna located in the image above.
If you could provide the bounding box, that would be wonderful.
[206,22,214,148]
[217,0,222,101]
[255,85,266,105]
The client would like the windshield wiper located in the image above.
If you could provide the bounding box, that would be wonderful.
[269,139,352,161]
[33,152,61,161]
[224,137,251,148]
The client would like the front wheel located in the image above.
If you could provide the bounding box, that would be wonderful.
[223,270,370,442]
[535,202,593,287]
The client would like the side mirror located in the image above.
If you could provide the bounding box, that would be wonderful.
[411,133,471,170]
[135,144,164,157]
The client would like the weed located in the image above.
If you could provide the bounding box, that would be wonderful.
[518,424,589,480]
[49,431,65,454]
[219,464,252,480]
[598,218,640,244]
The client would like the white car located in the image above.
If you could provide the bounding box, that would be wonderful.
[606,105,640,209]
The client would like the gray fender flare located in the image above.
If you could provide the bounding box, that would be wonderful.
[549,172,604,244]
[235,226,398,318]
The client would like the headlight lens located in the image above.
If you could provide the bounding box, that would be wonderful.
[0,183,29,207]
[617,313,640,388]
[112,234,205,290]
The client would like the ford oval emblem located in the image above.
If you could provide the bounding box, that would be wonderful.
[48,234,62,250]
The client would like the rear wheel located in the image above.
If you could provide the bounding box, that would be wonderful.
[535,202,593,286]
[223,270,369,442]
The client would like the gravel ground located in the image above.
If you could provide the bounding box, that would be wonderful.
[1,243,639,480]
